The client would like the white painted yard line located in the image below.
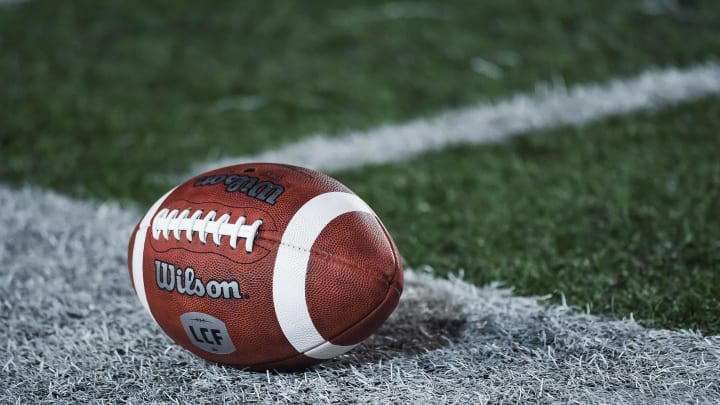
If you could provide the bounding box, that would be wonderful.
[190,63,720,176]
[1,185,718,403]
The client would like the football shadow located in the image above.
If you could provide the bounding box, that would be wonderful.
[320,273,468,369]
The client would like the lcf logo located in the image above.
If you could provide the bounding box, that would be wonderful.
[180,312,236,354]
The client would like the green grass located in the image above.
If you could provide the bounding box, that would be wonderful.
[338,97,720,333]
[1,1,719,333]
[1,0,720,202]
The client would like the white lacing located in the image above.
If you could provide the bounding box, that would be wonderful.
[151,208,263,253]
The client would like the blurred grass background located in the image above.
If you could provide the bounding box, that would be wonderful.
[1,0,719,332]
[339,98,720,332]
[2,0,719,201]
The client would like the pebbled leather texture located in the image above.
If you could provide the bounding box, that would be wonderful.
[127,163,403,370]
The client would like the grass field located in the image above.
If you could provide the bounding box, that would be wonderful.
[339,98,720,332]
[1,0,720,402]
[2,0,720,203]
[3,0,718,332]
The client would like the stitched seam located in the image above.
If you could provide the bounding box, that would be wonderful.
[256,235,391,286]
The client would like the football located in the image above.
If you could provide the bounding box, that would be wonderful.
[127,163,403,370]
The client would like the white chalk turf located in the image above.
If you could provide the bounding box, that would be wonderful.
[1,186,718,403]
[189,63,720,176]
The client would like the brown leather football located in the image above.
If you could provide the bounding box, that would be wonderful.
[127,163,403,370]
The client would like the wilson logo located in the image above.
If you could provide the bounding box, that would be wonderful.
[193,173,284,205]
[154,259,249,300]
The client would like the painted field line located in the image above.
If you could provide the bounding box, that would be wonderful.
[2,184,718,403]
[190,63,720,175]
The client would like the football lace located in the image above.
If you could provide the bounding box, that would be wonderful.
[151,208,263,253]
